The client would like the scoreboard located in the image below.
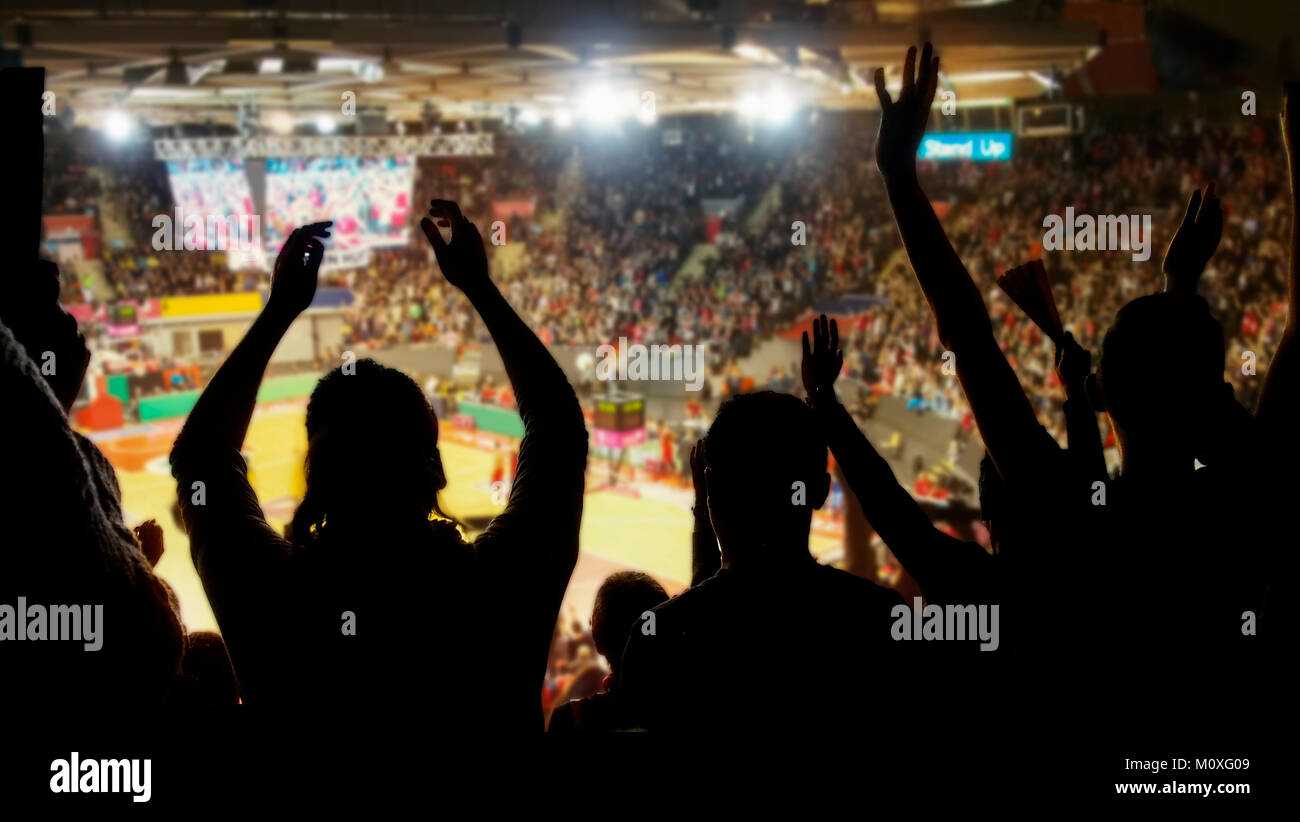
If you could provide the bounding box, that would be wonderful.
[593,391,646,449]
[108,301,138,327]
[595,393,644,432]
[106,301,142,338]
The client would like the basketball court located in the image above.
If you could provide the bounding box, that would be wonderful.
[89,398,845,634]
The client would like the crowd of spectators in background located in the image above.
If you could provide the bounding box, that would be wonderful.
[46,113,1292,455]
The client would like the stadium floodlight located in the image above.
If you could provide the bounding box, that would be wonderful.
[268,111,295,135]
[737,93,763,122]
[315,114,337,134]
[1028,70,1059,90]
[944,71,1026,84]
[733,44,779,64]
[737,90,794,125]
[258,58,284,75]
[103,110,134,142]
[763,90,794,125]
[580,85,623,126]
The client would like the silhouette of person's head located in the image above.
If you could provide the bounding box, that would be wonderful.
[1,260,90,411]
[591,571,668,676]
[703,391,829,565]
[290,358,451,541]
[1089,294,1229,467]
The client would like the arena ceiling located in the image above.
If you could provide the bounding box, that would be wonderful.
[3,1,1103,130]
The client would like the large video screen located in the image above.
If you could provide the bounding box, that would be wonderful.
[165,158,262,269]
[264,156,413,267]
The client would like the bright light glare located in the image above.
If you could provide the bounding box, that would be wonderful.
[553,108,574,129]
[268,111,294,135]
[103,110,133,142]
[737,90,794,125]
[944,70,1026,84]
[763,90,794,125]
[518,108,542,127]
[315,114,337,134]
[581,85,623,126]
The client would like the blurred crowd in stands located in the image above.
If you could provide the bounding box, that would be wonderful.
[46,114,1291,452]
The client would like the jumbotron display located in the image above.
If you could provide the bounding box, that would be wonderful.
[264,155,413,262]
[164,158,260,268]
[163,154,415,270]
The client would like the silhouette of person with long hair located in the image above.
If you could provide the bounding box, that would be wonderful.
[171,203,587,728]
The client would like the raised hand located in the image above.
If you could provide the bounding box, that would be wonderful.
[801,313,843,407]
[267,222,331,320]
[420,199,490,293]
[133,519,164,567]
[1163,183,1222,293]
[873,43,940,180]
[1054,332,1091,400]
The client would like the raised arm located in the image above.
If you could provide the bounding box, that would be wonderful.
[1056,332,1108,481]
[421,202,587,586]
[168,224,330,702]
[873,43,1059,486]
[803,315,990,604]
[172,222,331,463]
[1257,82,1300,432]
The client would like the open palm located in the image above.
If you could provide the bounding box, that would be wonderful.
[874,43,940,179]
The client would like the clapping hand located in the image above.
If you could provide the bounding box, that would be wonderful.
[267,222,331,320]
[1163,183,1222,293]
[420,199,491,293]
[133,519,164,567]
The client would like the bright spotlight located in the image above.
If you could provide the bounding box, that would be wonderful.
[518,108,542,127]
[103,110,134,142]
[315,114,337,134]
[737,94,763,122]
[581,85,620,125]
[553,107,574,130]
[763,90,794,125]
[268,111,294,135]
[357,62,385,83]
